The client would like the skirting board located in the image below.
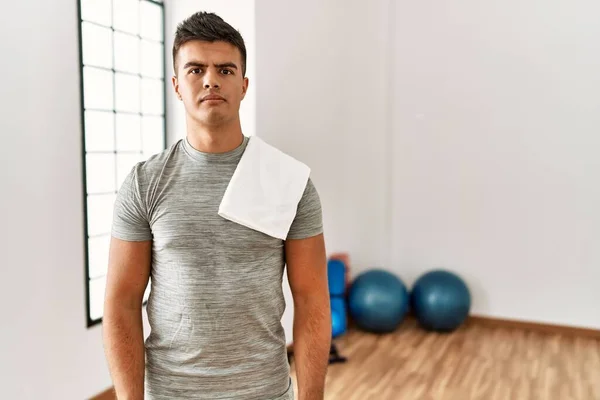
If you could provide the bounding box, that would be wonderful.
[287,314,600,353]
[467,314,600,339]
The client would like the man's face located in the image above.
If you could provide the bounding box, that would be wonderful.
[172,40,248,127]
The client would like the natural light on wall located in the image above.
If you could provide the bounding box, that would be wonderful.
[77,0,166,327]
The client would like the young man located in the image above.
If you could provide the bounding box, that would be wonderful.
[102,11,331,400]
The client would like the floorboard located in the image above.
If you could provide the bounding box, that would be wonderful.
[289,317,600,400]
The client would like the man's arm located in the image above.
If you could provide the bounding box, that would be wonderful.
[103,237,152,400]
[285,233,331,400]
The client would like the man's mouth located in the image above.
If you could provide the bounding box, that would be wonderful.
[201,94,226,102]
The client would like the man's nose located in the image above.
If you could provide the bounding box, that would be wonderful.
[203,70,220,89]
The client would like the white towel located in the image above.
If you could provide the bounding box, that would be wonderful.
[218,136,311,240]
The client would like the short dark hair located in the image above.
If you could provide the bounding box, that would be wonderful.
[172,12,247,77]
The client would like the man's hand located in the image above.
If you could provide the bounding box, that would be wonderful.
[285,233,331,400]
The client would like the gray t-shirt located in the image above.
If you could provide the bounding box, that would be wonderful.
[111,136,323,400]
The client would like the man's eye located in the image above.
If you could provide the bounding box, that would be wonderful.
[221,69,232,75]
[190,68,201,74]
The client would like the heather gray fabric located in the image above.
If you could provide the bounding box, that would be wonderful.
[111,136,323,399]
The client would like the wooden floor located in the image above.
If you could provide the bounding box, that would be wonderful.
[289,318,600,400]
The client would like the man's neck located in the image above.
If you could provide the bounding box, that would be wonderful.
[185,118,244,154]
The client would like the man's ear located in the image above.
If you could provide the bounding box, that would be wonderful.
[241,77,249,100]
[172,75,182,100]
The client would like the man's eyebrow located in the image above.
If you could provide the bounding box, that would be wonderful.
[215,62,238,70]
[182,61,238,70]
[183,61,207,69]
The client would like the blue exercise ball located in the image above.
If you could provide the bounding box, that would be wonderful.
[348,269,409,333]
[331,309,346,338]
[411,270,471,332]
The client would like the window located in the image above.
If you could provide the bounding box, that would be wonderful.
[77,0,166,327]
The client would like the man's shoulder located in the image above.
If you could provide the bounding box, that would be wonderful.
[133,140,184,180]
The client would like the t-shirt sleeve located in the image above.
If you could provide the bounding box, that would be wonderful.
[286,177,324,240]
[111,164,153,241]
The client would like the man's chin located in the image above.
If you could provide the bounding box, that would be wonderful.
[191,111,228,126]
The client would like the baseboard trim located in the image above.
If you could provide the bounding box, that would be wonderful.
[90,387,115,400]
[467,314,600,339]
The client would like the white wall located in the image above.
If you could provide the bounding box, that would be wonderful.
[255,0,391,274]
[255,0,391,343]
[165,0,256,144]
[391,0,600,329]
[256,0,600,332]
[0,1,114,398]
